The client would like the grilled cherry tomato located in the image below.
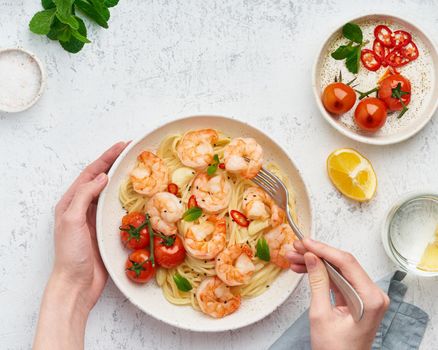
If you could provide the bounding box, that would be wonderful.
[385,49,410,67]
[154,235,186,269]
[188,194,198,209]
[373,40,389,61]
[361,49,381,71]
[167,183,179,196]
[400,41,419,61]
[378,74,411,111]
[125,249,155,283]
[120,212,150,250]
[374,25,394,47]
[393,30,412,48]
[219,163,225,169]
[354,98,387,132]
[230,210,250,227]
[321,82,356,115]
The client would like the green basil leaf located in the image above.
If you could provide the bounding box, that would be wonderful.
[342,23,363,44]
[75,0,109,28]
[104,0,119,7]
[255,238,270,262]
[331,44,355,60]
[345,48,360,74]
[207,154,220,176]
[42,0,55,10]
[60,17,89,53]
[207,163,218,176]
[173,273,192,292]
[29,9,56,35]
[182,207,202,222]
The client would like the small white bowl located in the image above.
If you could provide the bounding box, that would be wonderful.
[313,14,438,145]
[0,48,46,113]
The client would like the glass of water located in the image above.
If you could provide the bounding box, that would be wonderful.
[382,192,438,277]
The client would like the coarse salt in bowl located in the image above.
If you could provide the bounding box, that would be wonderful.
[0,48,46,113]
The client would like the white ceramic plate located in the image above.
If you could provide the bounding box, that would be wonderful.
[313,14,438,145]
[96,115,313,331]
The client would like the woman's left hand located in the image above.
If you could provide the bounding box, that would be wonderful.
[34,142,127,350]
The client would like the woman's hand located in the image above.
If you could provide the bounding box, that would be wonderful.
[287,238,390,350]
[34,142,127,350]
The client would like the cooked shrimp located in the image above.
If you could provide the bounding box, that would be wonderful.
[184,216,226,259]
[264,224,297,269]
[130,151,169,196]
[192,173,232,213]
[196,276,241,318]
[177,129,219,171]
[146,192,184,235]
[242,187,285,227]
[223,138,263,179]
[215,244,255,286]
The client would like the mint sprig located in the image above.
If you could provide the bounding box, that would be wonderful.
[331,23,366,74]
[29,0,120,53]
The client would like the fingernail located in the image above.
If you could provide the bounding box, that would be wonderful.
[95,173,107,183]
[305,253,317,269]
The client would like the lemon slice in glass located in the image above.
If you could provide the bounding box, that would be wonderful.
[327,148,377,202]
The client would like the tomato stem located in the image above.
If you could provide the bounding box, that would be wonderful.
[355,87,379,100]
[119,221,147,242]
[145,214,155,267]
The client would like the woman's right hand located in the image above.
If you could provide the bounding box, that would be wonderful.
[287,238,390,350]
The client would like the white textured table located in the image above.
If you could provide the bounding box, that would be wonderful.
[1,1,437,349]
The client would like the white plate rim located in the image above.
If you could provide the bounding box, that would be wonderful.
[96,114,314,332]
[0,47,47,113]
[312,12,438,145]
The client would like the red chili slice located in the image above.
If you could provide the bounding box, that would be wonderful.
[373,39,389,60]
[385,48,410,67]
[400,41,419,61]
[393,30,412,48]
[188,195,198,209]
[230,210,250,227]
[167,183,179,195]
[219,163,225,169]
[374,25,394,47]
[361,49,381,71]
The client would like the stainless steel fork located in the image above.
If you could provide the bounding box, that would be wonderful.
[251,166,364,322]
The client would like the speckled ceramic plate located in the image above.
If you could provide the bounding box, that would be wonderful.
[313,14,438,145]
[96,115,313,332]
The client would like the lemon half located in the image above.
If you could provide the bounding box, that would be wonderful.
[327,148,377,202]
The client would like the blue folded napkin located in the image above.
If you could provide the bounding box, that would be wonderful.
[269,271,429,350]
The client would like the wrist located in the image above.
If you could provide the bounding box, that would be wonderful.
[46,270,92,319]
[34,272,90,350]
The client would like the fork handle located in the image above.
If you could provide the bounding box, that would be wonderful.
[322,260,364,322]
[285,212,364,322]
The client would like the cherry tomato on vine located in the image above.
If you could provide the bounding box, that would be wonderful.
[354,98,387,132]
[125,249,155,283]
[322,82,356,115]
[378,74,411,111]
[120,212,150,250]
[154,235,186,269]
